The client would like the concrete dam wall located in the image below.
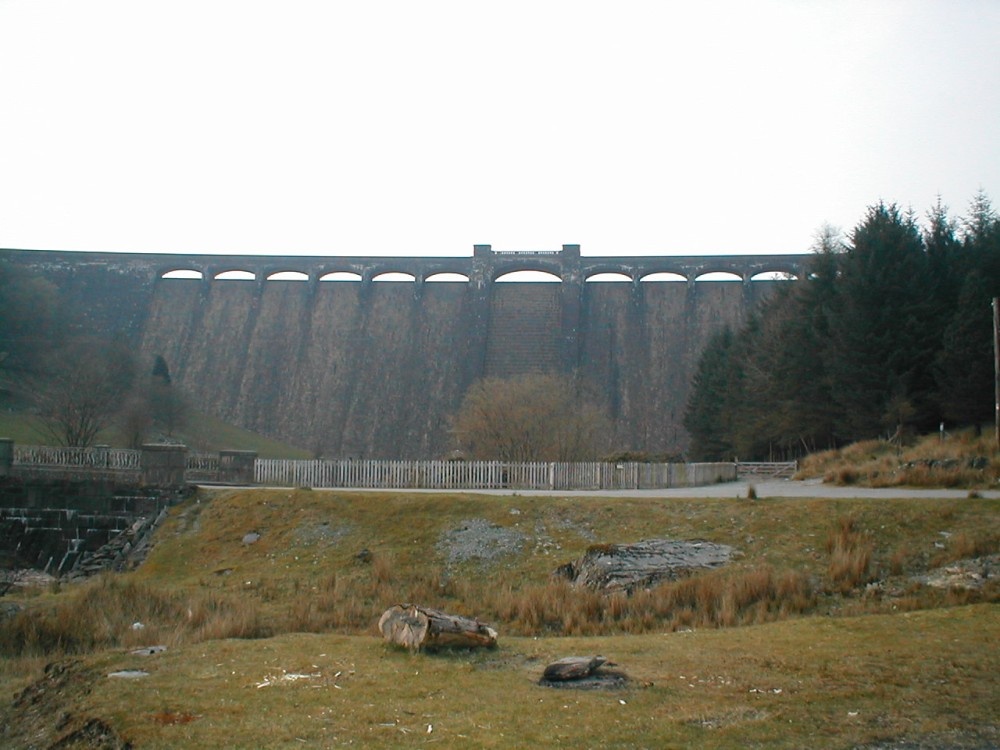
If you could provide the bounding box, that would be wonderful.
[2,247,809,458]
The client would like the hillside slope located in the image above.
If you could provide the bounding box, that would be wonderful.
[1,488,998,748]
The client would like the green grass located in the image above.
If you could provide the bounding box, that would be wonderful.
[1,489,998,747]
[177,412,311,459]
[3,607,998,749]
[0,409,310,459]
[0,411,54,445]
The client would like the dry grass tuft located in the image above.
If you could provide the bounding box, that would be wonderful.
[0,575,268,657]
[888,545,914,576]
[826,466,859,485]
[931,531,1000,566]
[801,429,999,488]
[803,440,887,480]
[150,711,199,726]
[482,566,815,635]
[826,516,874,593]
[371,551,394,585]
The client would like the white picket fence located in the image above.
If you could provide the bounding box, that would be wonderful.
[8,444,742,490]
[253,459,736,491]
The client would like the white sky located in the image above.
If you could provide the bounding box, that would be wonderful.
[1,0,998,258]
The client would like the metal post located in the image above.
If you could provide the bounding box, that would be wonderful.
[994,298,999,451]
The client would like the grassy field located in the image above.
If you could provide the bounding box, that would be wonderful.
[1,489,998,748]
[0,409,310,459]
[4,606,998,749]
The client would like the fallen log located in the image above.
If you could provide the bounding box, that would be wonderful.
[377,604,498,651]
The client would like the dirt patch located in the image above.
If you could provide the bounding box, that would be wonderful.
[436,519,526,566]
[687,708,769,729]
[916,554,999,591]
[293,520,353,547]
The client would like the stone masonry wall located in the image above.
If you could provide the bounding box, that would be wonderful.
[2,249,789,458]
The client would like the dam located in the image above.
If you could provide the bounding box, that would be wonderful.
[1,246,810,458]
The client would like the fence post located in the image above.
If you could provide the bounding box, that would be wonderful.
[94,444,110,468]
[219,450,257,484]
[0,438,12,477]
[141,444,188,487]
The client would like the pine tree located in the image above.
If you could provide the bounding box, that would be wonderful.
[152,354,172,384]
[684,327,741,460]
[933,192,1000,430]
[766,235,842,454]
[924,198,965,311]
[825,203,937,441]
[935,271,995,428]
[962,190,1000,292]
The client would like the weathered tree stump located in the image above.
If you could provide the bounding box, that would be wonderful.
[541,656,611,682]
[539,655,627,689]
[377,604,498,651]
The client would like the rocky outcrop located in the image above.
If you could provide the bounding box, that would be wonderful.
[555,539,737,593]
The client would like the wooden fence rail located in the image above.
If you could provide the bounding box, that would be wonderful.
[253,459,737,491]
[736,461,798,479]
[7,443,741,490]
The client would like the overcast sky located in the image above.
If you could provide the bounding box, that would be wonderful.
[1,0,998,258]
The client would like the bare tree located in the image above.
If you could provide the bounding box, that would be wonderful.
[451,373,610,461]
[119,356,189,447]
[31,339,137,447]
[119,391,155,449]
[149,374,188,437]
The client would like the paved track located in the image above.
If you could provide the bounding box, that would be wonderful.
[446,479,1000,499]
[230,479,1000,499]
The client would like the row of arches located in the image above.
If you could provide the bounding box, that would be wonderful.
[161,269,798,282]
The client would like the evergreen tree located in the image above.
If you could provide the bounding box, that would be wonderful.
[923,198,964,312]
[152,355,172,384]
[684,327,741,460]
[758,233,842,455]
[825,203,937,440]
[963,190,999,247]
[935,271,995,428]
[682,194,996,458]
[962,190,1000,292]
[933,192,1000,430]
